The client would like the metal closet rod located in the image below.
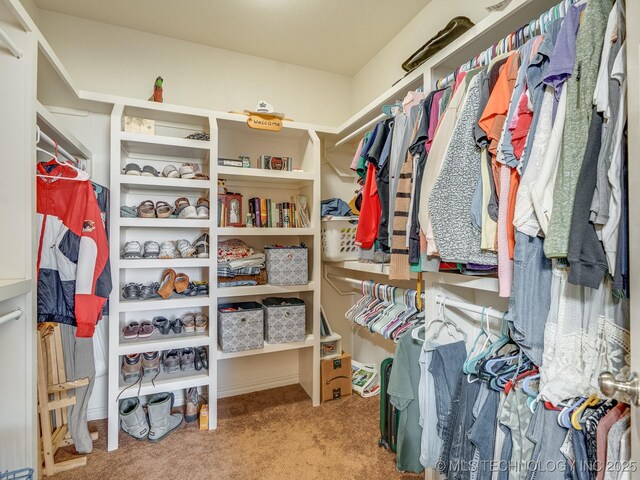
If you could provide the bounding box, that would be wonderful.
[0,308,23,327]
[37,127,79,165]
[326,274,425,298]
[0,27,22,59]
[436,295,506,319]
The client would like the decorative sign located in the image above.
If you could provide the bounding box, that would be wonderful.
[247,114,283,132]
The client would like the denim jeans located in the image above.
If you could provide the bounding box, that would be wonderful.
[498,425,513,480]
[525,406,568,480]
[508,231,552,366]
[468,382,500,480]
[429,341,467,439]
[571,429,590,480]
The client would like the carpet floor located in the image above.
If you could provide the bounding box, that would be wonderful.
[51,385,423,480]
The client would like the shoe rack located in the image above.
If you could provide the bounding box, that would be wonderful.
[107,101,321,451]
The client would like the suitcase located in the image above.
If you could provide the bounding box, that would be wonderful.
[378,357,399,452]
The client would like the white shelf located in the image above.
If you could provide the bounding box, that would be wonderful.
[119,258,210,269]
[216,227,316,236]
[217,334,315,360]
[0,279,31,302]
[118,296,211,312]
[119,332,210,356]
[120,131,212,159]
[217,281,316,298]
[118,369,210,400]
[329,261,499,292]
[120,175,211,191]
[120,218,212,229]
[217,166,315,185]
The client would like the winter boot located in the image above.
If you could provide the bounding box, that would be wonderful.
[185,387,199,423]
[147,392,183,442]
[119,398,149,440]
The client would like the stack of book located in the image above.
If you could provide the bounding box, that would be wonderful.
[248,195,310,228]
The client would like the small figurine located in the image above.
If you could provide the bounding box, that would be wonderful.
[149,76,163,103]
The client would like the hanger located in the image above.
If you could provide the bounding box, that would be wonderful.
[414,297,467,346]
[36,137,89,182]
[463,308,494,377]
[570,394,599,430]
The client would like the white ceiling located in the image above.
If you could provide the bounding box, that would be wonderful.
[34,0,433,76]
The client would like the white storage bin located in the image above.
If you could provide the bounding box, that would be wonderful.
[321,217,359,261]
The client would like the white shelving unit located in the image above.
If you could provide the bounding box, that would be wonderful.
[108,102,321,451]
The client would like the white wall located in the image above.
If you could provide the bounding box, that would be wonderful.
[350,0,491,113]
[37,10,352,126]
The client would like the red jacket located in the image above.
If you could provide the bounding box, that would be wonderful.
[37,162,111,337]
[355,162,381,249]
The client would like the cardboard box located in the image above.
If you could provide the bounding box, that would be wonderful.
[321,352,352,402]
[124,116,155,135]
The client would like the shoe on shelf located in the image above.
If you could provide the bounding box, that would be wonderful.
[122,283,141,300]
[185,387,199,423]
[147,392,183,442]
[181,313,195,333]
[155,201,173,219]
[163,165,180,178]
[171,317,183,334]
[122,241,143,259]
[119,398,149,440]
[180,348,195,371]
[122,354,142,383]
[162,350,181,374]
[124,163,142,176]
[143,241,160,258]
[193,233,209,258]
[195,314,208,333]
[178,164,195,179]
[174,272,190,293]
[137,320,156,338]
[142,351,161,378]
[178,206,198,219]
[194,347,208,371]
[158,269,177,299]
[176,239,195,258]
[153,316,171,335]
[122,321,140,339]
[139,282,161,300]
[159,241,178,259]
[196,198,209,219]
[137,199,156,218]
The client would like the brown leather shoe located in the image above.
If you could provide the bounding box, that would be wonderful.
[158,269,177,299]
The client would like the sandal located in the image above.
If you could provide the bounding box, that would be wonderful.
[193,233,209,258]
[195,282,209,296]
[155,201,173,218]
[139,282,161,300]
[124,163,142,176]
[138,320,156,338]
[181,313,195,333]
[174,197,190,214]
[158,269,177,299]
[143,241,160,259]
[122,321,140,339]
[176,239,195,258]
[122,283,141,300]
[162,165,180,178]
[122,241,143,259]
[153,316,171,335]
[195,314,208,333]
[174,273,190,293]
[159,241,178,259]
[137,200,156,218]
[179,164,195,179]
[141,165,160,177]
[196,198,209,219]
[194,173,209,180]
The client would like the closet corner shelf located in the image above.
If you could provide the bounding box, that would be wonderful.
[118,332,210,356]
[217,334,315,360]
[216,227,317,236]
[120,131,212,159]
[119,258,211,269]
[117,369,210,400]
[120,218,212,229]
[119,175,211,192]
[118,296,211,313]
[217,281,316,298]
[0,278,32,302]
[217,166,315,185]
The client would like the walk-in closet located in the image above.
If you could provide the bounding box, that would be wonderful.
[0,0,638,478]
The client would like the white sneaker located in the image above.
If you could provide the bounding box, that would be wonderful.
[178,205,198,219]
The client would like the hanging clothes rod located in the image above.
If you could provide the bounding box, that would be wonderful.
[37,127,79,165]
[436,295,506,319]
[326,273,425,298]
[434,0,579,89]
[0,26,22,59]
[0,308,23,327]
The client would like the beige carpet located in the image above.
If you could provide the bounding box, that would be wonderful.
[52,385,422,480]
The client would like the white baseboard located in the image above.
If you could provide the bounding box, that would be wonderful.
[86,375,300,421]
[218,374,299,399]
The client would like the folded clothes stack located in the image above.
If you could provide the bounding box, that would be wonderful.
[217,239,267,287]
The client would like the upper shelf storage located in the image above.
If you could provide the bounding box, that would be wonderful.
[120,131,212,160]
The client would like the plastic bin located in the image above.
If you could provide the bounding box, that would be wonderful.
[321,217,359,261]
[0,469,34,480]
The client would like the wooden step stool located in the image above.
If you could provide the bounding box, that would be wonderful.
[36,323,98,477]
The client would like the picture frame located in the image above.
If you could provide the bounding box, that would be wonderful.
[225,193,243,227]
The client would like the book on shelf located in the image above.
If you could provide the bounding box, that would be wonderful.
[242,195,311,229]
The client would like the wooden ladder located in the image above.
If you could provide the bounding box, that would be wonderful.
[36,323,98,477]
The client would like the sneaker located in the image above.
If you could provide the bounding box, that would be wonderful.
[180,348,195,371]
[185,387,199,423]
[194,347,208,371]
[122,241,143,259]
[195,314,208,333]
[163,350,181,374]
[181,313,195,333]
[122,354,142,383]
[142,351,161,377]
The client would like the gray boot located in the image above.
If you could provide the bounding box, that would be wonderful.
[119,398,149,440]
[147,392,183,442]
